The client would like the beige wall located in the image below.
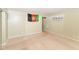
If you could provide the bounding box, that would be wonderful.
[8,10,42,39]
[63,9,79,40]
[8,10,26,39]
[0,11,2,44]
[44,9,79,41]
[25,13,42,35]
[45,14,64,34]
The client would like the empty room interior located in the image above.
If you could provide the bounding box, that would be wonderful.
[0,8,79,50]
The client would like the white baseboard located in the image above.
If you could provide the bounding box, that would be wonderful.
[0,43,1,47]
[2,32,42,46]
[8,34,26,39]
[2,42,6,46]
[44,29,79,42]
[8,32,42,39]
[0,42,6,47]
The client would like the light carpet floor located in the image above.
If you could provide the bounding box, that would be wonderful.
[2,32,79,50]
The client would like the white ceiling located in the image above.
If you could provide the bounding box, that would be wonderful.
[7,8,64,15]
[25,8,64,15]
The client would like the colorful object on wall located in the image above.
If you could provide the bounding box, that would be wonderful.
[28,14,39,22]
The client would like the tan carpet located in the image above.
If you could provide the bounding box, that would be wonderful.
[2,32,79,50]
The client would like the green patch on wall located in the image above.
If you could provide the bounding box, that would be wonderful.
[36,15,39,22]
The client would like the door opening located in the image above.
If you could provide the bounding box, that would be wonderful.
[42,17,46,32]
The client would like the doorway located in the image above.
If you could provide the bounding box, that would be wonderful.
[42,17,46,32]
[2,10,8,46]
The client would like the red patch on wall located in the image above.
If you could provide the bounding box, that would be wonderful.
[32,14,36,22]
